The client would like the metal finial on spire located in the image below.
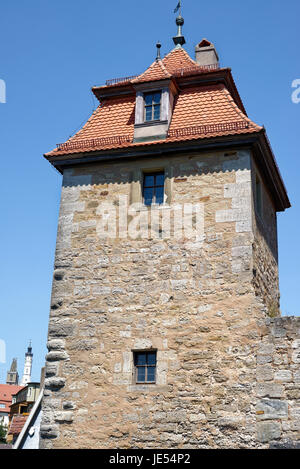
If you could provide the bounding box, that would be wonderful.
[26,340,33,356]
[173,1,186,48]
[156,41,161,61]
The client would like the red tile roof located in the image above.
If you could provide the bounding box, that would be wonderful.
[0,385,24,414]
[45,46,262,157]
[132,59,172,83]
[67,95,135,143]
[48,85,261,156]
[168,84,260,134]
[132,48,200,83]
[162,47,200,74]
[8,415,27,436]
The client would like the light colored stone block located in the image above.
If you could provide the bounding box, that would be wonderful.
[256,399,288,420]
[257,422,281,443]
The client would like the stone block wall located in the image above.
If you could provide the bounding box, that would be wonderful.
[256,317,300,448]
[251,161,280,314]
[39,149,298,449]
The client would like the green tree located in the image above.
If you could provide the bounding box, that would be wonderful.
[0,421,7,444]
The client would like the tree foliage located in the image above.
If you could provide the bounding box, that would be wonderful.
[0,421,7,443]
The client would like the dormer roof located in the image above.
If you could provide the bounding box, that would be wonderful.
[132,59,172,84]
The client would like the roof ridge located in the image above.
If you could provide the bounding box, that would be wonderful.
[158,59,172,77]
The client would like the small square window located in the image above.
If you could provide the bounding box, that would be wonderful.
[143,171,165,206]
[144,92,161,122]
[134,351,157,384]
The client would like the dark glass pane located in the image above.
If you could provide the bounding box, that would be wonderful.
[144,175,154,187]
[137,366,146,382]
[147,367,156,382]
[153,92,161,104]
[144,187,153,206]
[147,352,157,365]
[155,173,164,186]
[145,107,152,121]
[153,104,160,120]
[155,185,164,204]
[144,94,153,105]
[136,353,147,365]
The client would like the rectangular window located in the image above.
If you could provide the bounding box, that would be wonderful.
[134,351,157,384]
[144,91,161,122]
[143,171,165,206]
[255,175,262,218]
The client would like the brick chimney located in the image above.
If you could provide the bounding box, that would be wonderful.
[195,39,219,66]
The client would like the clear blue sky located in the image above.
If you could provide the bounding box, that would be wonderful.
[0,0,299,382]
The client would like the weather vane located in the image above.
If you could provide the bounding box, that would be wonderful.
[173,0,186,47]
[174,0,182,16]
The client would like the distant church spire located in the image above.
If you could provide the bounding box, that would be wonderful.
[6,358,19,385]
[20,342,33,386]
[173,1,186,48]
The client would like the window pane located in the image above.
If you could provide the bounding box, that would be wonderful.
[144,175,154,187]
[147,367,156,382]
[147,352,156,365]
[155,185,164,204]
[155,173,164,186]
[145,107,153,121]
[153,92,161,104]
[153,104,160,120]
[137,366,146,382]
[136,353,147,365]
[144,187,153,206]
[144,94,153,105]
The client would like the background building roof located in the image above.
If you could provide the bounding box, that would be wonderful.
[0,385,24,414]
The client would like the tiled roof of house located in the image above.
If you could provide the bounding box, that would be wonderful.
[167,84,260,137]
[132,47,199,84]
[8,415,27,436]
[162,47,200,74]
[45,46,262,157]
[47,85,261,156]
[132,59,172,83]
[0,384,24,414]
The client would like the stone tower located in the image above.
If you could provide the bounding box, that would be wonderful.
[6,358,19,385]
[40,22,298,449]
[21,343,33,386]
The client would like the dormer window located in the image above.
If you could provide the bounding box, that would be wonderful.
[133,80,177,143]
[144,91,161,122]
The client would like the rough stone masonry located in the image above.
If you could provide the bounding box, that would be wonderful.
[39,148,299,449]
